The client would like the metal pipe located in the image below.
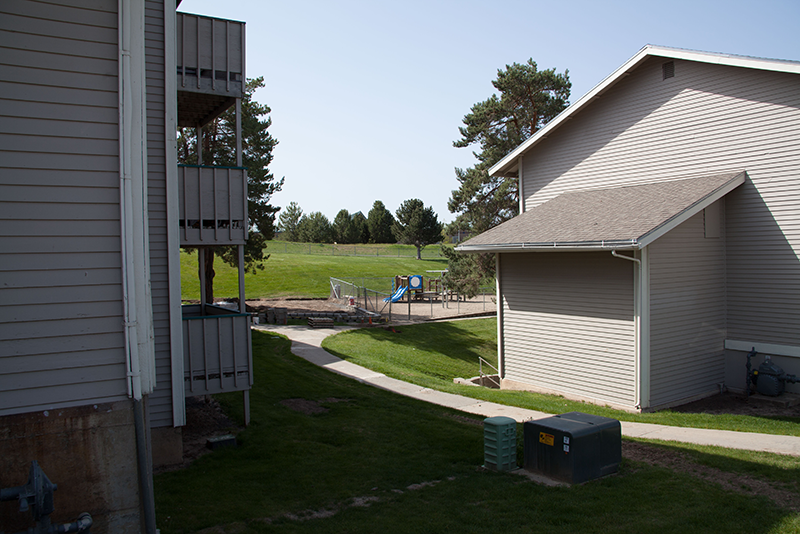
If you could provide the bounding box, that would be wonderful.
[611,249,640,265]
[133,398,157,534]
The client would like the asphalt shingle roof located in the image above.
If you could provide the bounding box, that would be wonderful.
[457,171,746,251]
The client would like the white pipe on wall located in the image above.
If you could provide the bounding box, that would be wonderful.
[120,2,157,532]
[118,0,154,399]
[611,249,648,410]
[119,0,140,400]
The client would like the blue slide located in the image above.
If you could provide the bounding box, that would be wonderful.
[383,285,408,303]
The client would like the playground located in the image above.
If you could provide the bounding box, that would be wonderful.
[327,272,496,323]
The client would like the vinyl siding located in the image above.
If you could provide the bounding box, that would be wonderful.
[0,0,127,415]
[521,57,800,348]
[648,206,727,408]
[144,0,174,428]
[500,252,636,408]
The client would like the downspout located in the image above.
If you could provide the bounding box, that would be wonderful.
[495,254,504,382]
[517,156,525,214]
[119,1,157,532]
[611,250,647,410]
[119,0,142,402]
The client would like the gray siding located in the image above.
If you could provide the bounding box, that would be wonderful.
[521,57,800,348]
[145,0,174,427]
[648,206,727,408]
[0,0,128,414]
[500,252,636,408]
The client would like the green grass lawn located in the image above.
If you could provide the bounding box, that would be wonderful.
[180,246,449,300]
[321,319,800,437]
[154,330,800,534]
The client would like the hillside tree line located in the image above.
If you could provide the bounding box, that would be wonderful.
[277,199,443,259]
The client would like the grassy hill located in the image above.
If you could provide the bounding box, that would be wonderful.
[180,243,450,300]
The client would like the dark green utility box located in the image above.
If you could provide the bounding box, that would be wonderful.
[524,412,620,484]
[483,416,517,471]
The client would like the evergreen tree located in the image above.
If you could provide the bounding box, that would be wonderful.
[350,211,370,244]
[367,200,395,243]
[278,201,303,241]
[446,60,570,295]
[297,212,333,243]
[332,209,353,244]
[392,199,443,260]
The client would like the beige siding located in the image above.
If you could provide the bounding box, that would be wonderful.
[648,206,727,408]
[144,0,175,427]
[501,252,636,408]
[521,57,800,348]
[0,0,127,415]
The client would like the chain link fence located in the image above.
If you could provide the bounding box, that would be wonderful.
[270,241,447,259]
[330,276,496,322]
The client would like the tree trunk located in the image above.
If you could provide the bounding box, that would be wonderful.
[202,248,215,304]
[415,243,422,260]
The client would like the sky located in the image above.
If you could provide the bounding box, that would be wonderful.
[182,0,800,226]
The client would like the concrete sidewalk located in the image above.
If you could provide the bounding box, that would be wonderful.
[256,324,800,457]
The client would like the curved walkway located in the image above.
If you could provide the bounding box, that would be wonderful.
[256,325,800,457]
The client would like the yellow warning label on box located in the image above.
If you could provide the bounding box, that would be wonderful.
[539,432,554,446]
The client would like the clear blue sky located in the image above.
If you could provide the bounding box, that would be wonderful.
[183,0,799,226]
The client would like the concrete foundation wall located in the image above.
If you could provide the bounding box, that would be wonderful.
[0,400,142,534]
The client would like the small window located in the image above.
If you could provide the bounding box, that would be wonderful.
[662,61,675,80]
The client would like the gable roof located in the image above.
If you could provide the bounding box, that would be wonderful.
[489,45,800,177]
[456,171,745,252]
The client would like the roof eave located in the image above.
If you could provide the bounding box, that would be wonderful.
[636,171,746,247]
[455,240,639,253]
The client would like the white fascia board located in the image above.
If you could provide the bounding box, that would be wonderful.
[636,171,746,248]
[489,46,800,177]
[644,45,800,74]
[456,242,637,253]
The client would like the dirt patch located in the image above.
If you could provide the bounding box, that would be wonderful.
[670,391,800,419]
[279,398,329,415]
[246,298,353,316]
[244,296,497,323]
[279,398,352,415]
[622,440,800,511]
[157,396,242,473]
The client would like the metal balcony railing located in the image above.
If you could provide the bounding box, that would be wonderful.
[177,12,245,126]
[178,164,248,246]
[182,304,253,397]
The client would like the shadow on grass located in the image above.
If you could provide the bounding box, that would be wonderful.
[328,320,496,367]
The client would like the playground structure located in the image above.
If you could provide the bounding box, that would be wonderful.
[388,272,450,302]
[330,272,495,322]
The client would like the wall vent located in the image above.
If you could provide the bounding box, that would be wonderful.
[662,61,675,80]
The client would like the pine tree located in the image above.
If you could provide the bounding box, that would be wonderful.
[367,200,395,243]
[278,201,303,242]
[392,199,443,260]
[446,60,570,295]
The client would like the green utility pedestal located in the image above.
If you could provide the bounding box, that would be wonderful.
[483,416,517,471]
